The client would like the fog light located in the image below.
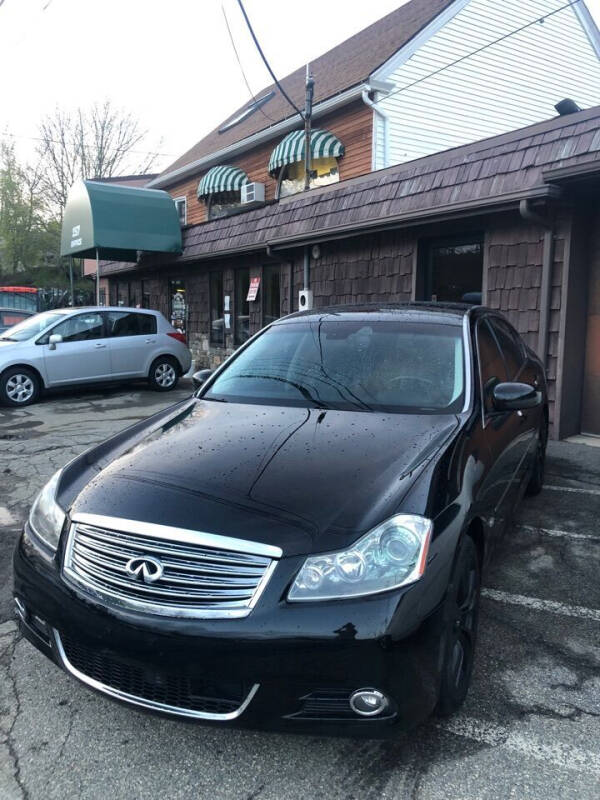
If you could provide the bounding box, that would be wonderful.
[349,688,389,716]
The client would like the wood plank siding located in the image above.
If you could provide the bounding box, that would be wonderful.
[165,101,373,226]
[373,0,600,168]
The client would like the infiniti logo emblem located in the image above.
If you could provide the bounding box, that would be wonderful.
[125,556,164,584]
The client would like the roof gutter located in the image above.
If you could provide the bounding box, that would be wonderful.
[148,84,368,189]
[361,88,390,168]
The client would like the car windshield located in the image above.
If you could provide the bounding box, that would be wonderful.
[0,311,68,342]
[204,318,466,414]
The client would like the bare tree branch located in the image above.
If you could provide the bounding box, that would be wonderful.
[36,101,160,216]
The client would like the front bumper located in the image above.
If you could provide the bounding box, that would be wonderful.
[13,529,445,737]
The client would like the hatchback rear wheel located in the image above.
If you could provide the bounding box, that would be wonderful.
[1,367,40,407]
[148,357,179,391]
[436,536,481,716]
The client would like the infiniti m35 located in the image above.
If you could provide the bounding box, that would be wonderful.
[14,303,547,734]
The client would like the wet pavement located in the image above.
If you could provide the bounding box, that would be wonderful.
[0,385,599,799]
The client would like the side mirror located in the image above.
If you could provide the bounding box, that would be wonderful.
[492,382,541,412]
[192,369,214,390]
[48,333,63,351]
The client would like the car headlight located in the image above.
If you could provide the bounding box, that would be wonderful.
[28,470,66,553]
[288,514,432,602]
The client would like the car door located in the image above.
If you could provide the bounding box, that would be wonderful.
[40,311,111,385]
[104,310,157,378]
[475,317,521,526]
[488,316,539,484]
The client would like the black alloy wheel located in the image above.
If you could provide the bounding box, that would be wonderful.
[436,536,481,716]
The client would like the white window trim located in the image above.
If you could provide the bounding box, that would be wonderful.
[173,196,187,226]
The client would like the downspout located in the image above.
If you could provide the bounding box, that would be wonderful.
[362,88,389,169]
[519,198,555,365]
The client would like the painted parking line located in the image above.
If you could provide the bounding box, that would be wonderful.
[515,523,600,542]
[438,716,600,777]
[543,485,600,497]
[482,588,600,622]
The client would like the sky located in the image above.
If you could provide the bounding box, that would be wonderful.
[1,0,600,173]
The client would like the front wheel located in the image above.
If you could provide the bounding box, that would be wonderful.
[148,357,179,392]
[0,367,41,407]
[436,536,481,717]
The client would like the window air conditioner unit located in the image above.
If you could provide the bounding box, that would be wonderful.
[241,182,265,205]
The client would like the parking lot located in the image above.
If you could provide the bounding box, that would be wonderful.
[1,384,599,800]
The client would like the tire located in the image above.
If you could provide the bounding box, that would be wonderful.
[436,536,481,717]
[148,356,179,392]
[526,419,547,497]
[0,366,41,407]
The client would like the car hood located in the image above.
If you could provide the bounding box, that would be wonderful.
[70,399,459,556]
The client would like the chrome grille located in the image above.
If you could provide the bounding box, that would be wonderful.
[63,513,281,619]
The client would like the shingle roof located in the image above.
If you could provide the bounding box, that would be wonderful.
[101,105,600,276]
[158,0,452,177]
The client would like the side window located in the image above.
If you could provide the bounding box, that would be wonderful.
[51,312,104,343]
[476,319,507,412]
[488,318,525,380]
[106,311,157,337]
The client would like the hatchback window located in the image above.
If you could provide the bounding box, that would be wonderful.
[47,312,104,343]
[0,311,68,342]
[106,311,157,337]
[204,319,465,414]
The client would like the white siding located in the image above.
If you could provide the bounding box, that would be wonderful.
[373,0,600,169]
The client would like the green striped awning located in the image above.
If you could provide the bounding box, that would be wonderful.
[268,129,345,175]
[197,165,249,198]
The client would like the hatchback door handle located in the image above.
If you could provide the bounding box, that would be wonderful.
[94,343,107,348]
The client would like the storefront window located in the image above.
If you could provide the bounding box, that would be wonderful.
[262,266,280,326]
[169,279,186,336]
[235,269,250,345]
[210,272,224,345]
[278,156,339,198]
[117,281,129,307]
[418,238,483,303]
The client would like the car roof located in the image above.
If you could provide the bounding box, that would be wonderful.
[278,301,486,325]
[39,306,159,314]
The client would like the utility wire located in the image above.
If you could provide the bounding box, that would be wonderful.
[372,0,583,106]
[221,2,276,123]
[236,0,304,121]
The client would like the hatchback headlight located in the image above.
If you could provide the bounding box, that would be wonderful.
[288,514,432,602]
[28,470,66,553]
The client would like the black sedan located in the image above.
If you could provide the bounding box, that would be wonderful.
[14,303,547,735]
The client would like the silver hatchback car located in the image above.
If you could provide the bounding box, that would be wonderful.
[0,306,192,407]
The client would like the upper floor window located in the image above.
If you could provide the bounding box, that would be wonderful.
[198,166,250,221]
[278,156,339,198]
[173,197,187,226]
[269,129,344,199]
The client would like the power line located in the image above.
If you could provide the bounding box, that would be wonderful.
[236,0,304,121]
[221,2,276,123]
[372,0,583,107]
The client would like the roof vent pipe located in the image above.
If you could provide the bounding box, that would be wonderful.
[554,99,581,116]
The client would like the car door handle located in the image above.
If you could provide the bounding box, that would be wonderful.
[145,338,156,343]
[94,343,107,348]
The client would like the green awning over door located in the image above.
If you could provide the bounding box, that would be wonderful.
[197,165,249,197]
[268,129,345,175]
[60,180,182,262]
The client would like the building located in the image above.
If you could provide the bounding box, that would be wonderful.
[62,0,600,438]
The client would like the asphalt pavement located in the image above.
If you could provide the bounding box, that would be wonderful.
[0,382,599,800]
